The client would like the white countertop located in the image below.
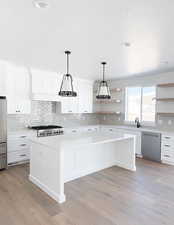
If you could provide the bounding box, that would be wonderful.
[101,125,174,135]
[29,132,135,150]
[8,124,174,136]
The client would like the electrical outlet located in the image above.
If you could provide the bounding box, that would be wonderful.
[103,116,106,121]
[168,120,172,125]
[118,117,121,121]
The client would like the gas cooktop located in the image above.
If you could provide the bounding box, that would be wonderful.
[30,125,63,130]
[29,125,63,137]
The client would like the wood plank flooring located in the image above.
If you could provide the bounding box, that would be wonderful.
[0,159,174,225]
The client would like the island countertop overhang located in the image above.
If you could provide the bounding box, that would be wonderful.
[29,132,136,150]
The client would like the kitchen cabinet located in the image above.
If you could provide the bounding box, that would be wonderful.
[5,63,31,114]
[78,80,93,113]
[31,68,62,101]
[161,134,174,165]
[57,78,79,113]
[8,132,31,165]
[0,61,7,96]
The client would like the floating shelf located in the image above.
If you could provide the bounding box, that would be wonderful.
[157,83,174,87]
[95,111,121,115]
[156,98,174,101]
[157,112,174,116]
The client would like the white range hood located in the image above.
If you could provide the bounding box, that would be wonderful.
[32,93,62,102]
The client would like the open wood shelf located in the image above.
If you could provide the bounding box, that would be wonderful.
[95,111,121,115]
[157,83,174,87]
[157,112,174,116]
[156,98,174,101]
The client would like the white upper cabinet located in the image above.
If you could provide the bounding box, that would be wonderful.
[57,78,93,114]
[31,68,62,101]
[5,63,31,114]
[58,78,79,113]
[78,79,93,113]
[0,62,7,96]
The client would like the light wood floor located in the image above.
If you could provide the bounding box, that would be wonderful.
[0,159,174,225]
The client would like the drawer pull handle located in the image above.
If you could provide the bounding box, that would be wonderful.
[164,155,170,158]
[72,130,77,133]
[88,129,92,131]
[20,154,26,157]
[109,129,113,131]
[20,136,27,138]
[164,145,170,147]
[20,144,27,147]
[165,137,171,139]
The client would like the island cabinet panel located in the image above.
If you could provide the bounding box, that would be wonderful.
[63,139,136,183]
[29,133,135,204]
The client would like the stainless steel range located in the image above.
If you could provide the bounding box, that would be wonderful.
[30,125,64,137]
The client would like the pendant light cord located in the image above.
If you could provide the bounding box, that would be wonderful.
[101,62,106,81]
[65,51,71,74]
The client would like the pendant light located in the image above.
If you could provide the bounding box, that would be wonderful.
[59,51,77,97]
[96,62,111,99]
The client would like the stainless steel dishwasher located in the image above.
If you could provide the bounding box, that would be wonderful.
[141,131,161,162]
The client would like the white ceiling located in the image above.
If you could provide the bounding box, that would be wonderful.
[0,0,174,80]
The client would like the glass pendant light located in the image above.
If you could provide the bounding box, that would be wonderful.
[59,50,77,97]
[96,62,111,99]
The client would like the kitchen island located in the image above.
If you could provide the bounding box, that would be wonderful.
[29,132,136,203]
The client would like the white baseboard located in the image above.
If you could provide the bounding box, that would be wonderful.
[29,175,66,204]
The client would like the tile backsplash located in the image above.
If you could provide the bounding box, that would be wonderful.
[7,101,99,131]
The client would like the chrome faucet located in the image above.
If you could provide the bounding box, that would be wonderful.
[135,117,141,128]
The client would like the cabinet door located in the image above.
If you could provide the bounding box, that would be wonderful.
[5,63,31,114]
[61,97,79,113]
[31,68,62,95]
[0,62,7,96]
[78,81,93,113]
[60,78,79,113]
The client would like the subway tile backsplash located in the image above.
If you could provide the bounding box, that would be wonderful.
[7,101,99,132]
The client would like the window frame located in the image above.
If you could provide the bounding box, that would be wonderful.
[124,86,156,126]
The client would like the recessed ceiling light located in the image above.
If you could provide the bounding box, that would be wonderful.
[33,0,49,9]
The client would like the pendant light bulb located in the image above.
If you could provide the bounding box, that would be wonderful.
[58,50,77,97]
[96,62,111,99]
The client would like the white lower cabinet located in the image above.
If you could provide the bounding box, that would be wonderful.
[161,134,174,165]
[7,133,31,165]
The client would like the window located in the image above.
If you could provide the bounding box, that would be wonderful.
[125,86,156,124]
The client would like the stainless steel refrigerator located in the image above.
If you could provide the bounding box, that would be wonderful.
[0,96,7,170]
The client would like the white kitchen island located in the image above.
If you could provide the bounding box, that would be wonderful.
[29,132,136,203]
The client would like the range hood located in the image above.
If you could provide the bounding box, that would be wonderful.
[32,93,62,102]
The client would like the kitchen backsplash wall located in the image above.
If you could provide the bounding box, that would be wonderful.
[7,101,99,131]
[98,70,174,131]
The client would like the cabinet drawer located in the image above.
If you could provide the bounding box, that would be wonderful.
[8,149,30,164]
[8,140,29,152]
[161,143,174,151]
[161,153,174,162]
[162,135,174,143]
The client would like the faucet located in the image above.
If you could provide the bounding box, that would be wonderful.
[135,117,141,128]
